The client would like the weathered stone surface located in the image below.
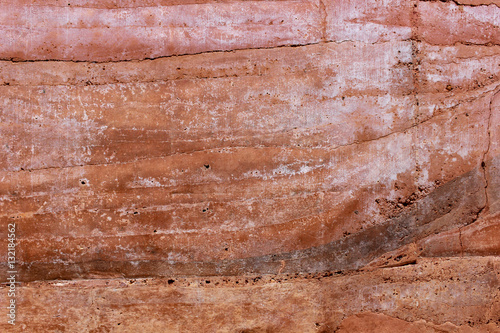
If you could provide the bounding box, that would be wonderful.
[417,1,500,46]
[0,0,322,61]
[337,312,500,333]
[1,257,500,332]
[0,0,499,331]
[324,0,414,43]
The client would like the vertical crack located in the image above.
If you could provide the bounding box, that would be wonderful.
[458,227,464,257]
[480,90,496,216]
[319,0,327,42]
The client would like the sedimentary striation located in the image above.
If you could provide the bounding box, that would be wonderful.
[0,0,499,331]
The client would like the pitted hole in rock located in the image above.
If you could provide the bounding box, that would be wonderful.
[204,164,210,169]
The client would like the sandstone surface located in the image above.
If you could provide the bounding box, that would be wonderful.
[0,0,499,332]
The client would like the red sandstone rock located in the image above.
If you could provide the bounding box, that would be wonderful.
[0,0,322,61]
[338,312,500,333]
[0,0,499,331]
[418,1,500,46]
[0,257,499,332]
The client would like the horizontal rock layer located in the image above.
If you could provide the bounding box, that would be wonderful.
[0,0,499,332]
[2,257,500,332]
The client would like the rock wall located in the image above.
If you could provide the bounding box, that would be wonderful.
[0,0,499,332]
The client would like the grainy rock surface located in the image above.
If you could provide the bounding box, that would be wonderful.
[0,0,499,332]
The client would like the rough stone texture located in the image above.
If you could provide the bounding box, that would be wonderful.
[0,0,499,332]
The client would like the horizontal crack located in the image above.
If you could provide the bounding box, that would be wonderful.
[0,38,408,65]
[420,0,500,9]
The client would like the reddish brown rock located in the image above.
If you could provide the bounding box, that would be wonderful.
[417,1,500,46]
[0,0,499,331]
[1,257,499,332]
[0,0,322,61]
[337,312,500,333]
